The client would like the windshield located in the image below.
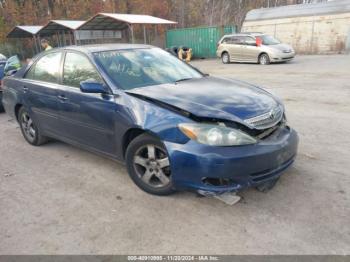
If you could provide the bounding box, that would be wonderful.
[259,35,281,45]
[94,48,203,90]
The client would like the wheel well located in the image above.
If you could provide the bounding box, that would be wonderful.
[221,51,228,57]
[14,104,23,121]
[258,52,269,59]
[122,128,145,159]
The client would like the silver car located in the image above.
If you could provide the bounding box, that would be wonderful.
[216,33,295,65]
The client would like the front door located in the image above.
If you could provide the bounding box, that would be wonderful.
[58,51,117,156]
[23,51,63,135]
[242,36,261,62]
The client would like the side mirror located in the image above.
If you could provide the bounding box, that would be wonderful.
[80,80,108,94]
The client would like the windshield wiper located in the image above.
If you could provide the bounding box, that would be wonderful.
[175,77,193,84]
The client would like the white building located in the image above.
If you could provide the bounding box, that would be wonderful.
[242,0,350,54]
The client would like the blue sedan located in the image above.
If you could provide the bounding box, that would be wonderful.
[2,44,298,195]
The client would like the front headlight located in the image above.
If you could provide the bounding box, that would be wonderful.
[178,123,257,146]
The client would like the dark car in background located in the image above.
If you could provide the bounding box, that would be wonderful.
[2,44,298,196]
[0,55,7,112]
[0,55,22,112]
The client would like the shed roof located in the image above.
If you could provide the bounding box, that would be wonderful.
[7,25,43,38]
[78,13,177,30]
[246,0,350,21]
[37,20,85,35]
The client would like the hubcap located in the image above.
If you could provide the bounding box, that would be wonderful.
[133,144,171,188]
[261,55,268,64]
[223,54,229,63]
[21,112,36,142]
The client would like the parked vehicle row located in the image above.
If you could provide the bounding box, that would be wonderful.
[216,33,295,65]
[2,44,298,196]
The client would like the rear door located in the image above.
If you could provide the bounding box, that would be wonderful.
[23,51,63,135]
[225,36,245,61]
[57,51,117,155]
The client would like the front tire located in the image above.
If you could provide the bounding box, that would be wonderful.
[259,53,270,65]
[255,177,279,192]
[221,52,230,64]
[125,133,175,196]
[18,107,48,146]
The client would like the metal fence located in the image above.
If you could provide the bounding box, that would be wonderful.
[166,25,236,58]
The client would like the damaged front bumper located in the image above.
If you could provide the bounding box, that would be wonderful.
[164,126,298,194]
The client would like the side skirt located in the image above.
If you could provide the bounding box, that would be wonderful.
[44,130,125,164]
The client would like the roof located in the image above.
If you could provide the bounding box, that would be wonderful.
[62,43,154,53]
[226,32,263,36]
[78,13,177,30]
[7,25,43,38]
[37,20,85,35]
[245,0,350,21]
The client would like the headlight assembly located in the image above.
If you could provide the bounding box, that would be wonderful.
[178,123,257,146]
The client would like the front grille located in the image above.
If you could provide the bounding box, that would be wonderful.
[244,106,283,130]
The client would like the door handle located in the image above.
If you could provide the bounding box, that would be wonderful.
[58,95,67,101]
[23,86,29,93]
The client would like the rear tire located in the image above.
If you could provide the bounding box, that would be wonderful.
[259,53,270,65]
[255,177,279,193]
[221,52,230,64]
[18,107,48,146]
[125,133,175,196]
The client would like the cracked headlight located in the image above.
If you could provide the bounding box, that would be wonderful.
[178,123,257,146]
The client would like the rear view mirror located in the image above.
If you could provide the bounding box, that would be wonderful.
[80,80,108,94]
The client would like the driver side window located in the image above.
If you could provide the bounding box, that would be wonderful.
[26,52,62,83]
[63,52,102,88]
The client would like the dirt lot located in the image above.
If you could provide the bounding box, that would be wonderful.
[0,55,349,255]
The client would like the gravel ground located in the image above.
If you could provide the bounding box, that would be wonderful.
[0,54,349,255]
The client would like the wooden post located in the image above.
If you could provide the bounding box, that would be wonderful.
[62,31,66,46]
[128,24,134,43]
[37,35,42,52]
[32,35,38,54]
[143,25,147,44]
[74,30,79,45]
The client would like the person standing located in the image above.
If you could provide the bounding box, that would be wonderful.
[40,39,53,51]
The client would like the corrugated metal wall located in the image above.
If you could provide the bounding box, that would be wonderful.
[166,25,236,58]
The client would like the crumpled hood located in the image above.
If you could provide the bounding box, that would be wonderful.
[127,76,280,124]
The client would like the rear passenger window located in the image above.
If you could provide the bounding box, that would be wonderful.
[26,52,62,83]
[222,36,243,45]
[63,52,102,88]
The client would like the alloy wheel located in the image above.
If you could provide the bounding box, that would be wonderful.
[222,53,229,64]
[260,54,269,65]
[20,112,36,143]
[133,144,171,188]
